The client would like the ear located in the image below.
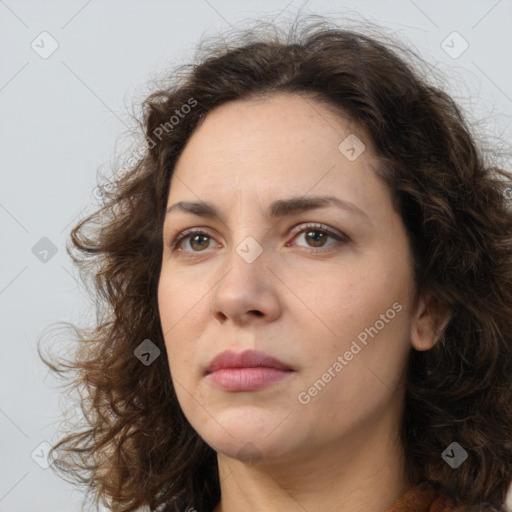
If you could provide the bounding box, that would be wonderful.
[410,292,452,351]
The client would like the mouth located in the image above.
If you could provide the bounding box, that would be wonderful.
[205,349,294,392]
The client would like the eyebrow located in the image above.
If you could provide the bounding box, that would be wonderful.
[166,195,371,224]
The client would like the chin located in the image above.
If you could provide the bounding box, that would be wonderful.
[194,409,299,463]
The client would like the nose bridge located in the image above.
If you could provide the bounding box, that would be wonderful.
[209,224,281,322]
[226,190,269,266]
[211,184,275,278]
[234,232,266,265]
[221,230,268,290]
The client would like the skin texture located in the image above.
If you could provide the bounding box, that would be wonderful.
[158,93,448,512]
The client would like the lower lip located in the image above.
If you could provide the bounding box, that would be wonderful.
[207,367,293,391]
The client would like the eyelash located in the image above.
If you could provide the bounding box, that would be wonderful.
[170,223,349,255]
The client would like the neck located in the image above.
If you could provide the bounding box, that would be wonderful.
[212,405,413,512]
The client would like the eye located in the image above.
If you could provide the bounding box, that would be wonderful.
[169,223,348,255]
[171,229,216,253]
[288,223,348,251]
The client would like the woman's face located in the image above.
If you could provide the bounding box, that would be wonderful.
[158,93,430,465]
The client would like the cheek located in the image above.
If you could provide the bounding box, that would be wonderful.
[157,266,209,331]
[298,263,402,343]
[157,277,179,343]
[334,235,413,338]
[157,275,201,377]
[297,248,413,380]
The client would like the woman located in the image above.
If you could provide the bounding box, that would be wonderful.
[41,15,512,512]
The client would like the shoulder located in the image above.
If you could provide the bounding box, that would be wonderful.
[429,493,469,512]
[386,481,499,512]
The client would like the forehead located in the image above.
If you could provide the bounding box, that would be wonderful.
[176,92,365,165]
[167,93,387,216]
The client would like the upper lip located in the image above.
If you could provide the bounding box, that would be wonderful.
[206,349,293,374]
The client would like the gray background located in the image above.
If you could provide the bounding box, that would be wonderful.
[1,1,511,511]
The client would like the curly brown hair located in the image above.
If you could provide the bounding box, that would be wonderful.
[39,14,512,512]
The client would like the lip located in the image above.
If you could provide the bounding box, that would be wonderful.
[205,349,294,391]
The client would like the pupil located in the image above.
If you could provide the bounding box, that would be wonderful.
[192,235,208,250]
[308,230,326,246]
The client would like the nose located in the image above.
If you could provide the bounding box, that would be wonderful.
[210,246,282,325]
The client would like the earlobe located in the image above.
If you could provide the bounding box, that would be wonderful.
[410,292,452,352]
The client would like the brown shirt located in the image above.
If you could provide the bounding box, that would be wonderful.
[385,481,467,512]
